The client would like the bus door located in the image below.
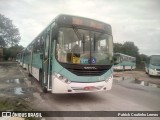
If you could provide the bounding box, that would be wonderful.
[42,30,51,89]
[29,51,33,74]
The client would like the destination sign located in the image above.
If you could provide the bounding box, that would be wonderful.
[72,17,105,30]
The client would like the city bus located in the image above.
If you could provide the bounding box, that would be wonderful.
[113,53,136,70]
[145,55,160,76]
[18,50,25,67]
[23,14,113,93]
[16,53,21,62]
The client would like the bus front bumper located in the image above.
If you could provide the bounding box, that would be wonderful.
[149,69,160,76]
[51,76,113,94]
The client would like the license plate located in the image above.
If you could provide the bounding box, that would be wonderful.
[84,86,94,90]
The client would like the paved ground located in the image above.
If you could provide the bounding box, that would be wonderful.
[0,62,160,120]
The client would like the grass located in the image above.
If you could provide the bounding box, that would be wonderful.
[0,97,40,120]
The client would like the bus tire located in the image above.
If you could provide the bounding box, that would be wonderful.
[42,87,48,93]
[39,69,43,86]
[148,70,152,77]
[39,69,48,93]
[28,73,32,77]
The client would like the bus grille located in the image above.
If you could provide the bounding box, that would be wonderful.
[67,68,107,76]
[60,63,112,76]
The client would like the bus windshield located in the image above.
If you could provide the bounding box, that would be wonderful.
[56,27,113,65]
[150,56,160,65]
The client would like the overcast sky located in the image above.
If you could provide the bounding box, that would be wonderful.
[0,0,160,55]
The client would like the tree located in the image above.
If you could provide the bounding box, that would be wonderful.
[139,54,148,62]
[0,14,21,47]
[114,41,139,57]
[3,45,24,60]
[122,42,139,57]
[0,36,6,47]
[113,43,123,53]
[113,41,148,69]
[9,45,24,59]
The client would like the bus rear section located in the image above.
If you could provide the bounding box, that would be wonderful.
[24,14,114,93]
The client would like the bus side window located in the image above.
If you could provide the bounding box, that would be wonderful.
[32,37,41,54]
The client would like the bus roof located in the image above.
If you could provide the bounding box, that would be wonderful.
[25,14,112,49]
[114,53,136,58]
[150,55,160,58]
[55,14,112,34]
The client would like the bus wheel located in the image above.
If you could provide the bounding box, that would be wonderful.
[149,73,152,77]
[42,87,48,93]
[39,69,48,93]
[148,70,152,77]
[39,69,43,86]
[28,73,32,77]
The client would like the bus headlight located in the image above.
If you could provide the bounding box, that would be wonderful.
[105,75,113,83]
[54,73,71,84]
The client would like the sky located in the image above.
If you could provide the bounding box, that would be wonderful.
[0,0,160,55]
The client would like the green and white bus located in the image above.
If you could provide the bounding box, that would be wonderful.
[18,50,25,67]
[113,53,136,70]
[145,55,160,76]
[23,14,113,93]
[16,53,21,63]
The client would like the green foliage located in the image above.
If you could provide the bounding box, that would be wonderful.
[0,14,21,47]
[3,45,24,60]
[123,42,139,57]
[114,41,148,69]
[139,54,148,62]
[0,14,23,60]
[3,48,10,60]
[0,98,38,120]
[137,54,148,70]
[0,36,6,47]
[10,45,24,58]
[0,98,30,111]
[114,41,139,57]
[113,42,123,53]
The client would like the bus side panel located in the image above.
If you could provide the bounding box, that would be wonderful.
[113,64,124,70]
[31,53,42,80]
[32,66,40,80]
